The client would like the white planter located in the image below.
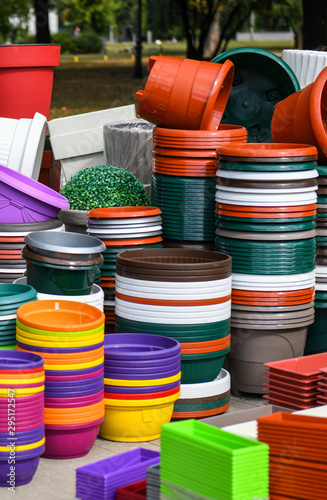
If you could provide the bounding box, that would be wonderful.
[48,104,136,181]
[282,49,327,89]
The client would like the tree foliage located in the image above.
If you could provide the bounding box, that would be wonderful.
[0,0,30,42]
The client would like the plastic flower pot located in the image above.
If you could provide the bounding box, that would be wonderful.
[0,44,61,120]
[42,422,101,459]
[0,456,41,487]
[0,350,44,371]
[181,348,229,384]
[135,56,234,130]
[211,47,300,142]
[271,66,327,162]
[104,333,180,360]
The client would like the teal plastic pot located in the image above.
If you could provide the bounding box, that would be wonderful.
[211,47,300,142]
[305,306,327,354]
[115,315,230,335]
[26,259,98,295]
[180,347,230,384]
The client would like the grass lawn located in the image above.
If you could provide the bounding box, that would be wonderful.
[49,39,295,120]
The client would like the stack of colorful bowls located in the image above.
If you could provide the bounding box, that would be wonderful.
[15,299,105,458]
[0,219,64,284]
[0,283,37,349]
[257,412,327,500]
[0,351,45,487]
[263,352,327,410]
[114,248,232,418]
[23,230,106,298]
[305,163,327,354]
[151,125,247,249]
[215,143,318,395]
[160,419,269,500]
[100,333,181,442]
[86,207,163,333]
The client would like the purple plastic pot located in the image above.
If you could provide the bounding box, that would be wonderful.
[44,385,103,398]
[0,443,45,461]
[45,363,104,377]
[104,366,180,380]
[45,374,104,389]
[106,354,181,368]
[0,426,44,446]
[45,390,104,406]
[104,379,180,394]
[0,425,44,441]
[104,333,180,360]
[45,367,104,382]
[103,360,181,376]
[45,392,103,408]
[0,456,41,486]
[0,164,70,224]
[17,340,104,354]
[0,351,44,370]
[42,423,100,459]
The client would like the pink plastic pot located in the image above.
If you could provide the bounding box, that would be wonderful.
[0,44,61,120]
[135,56,234,130]
[271,66,327,162]
[43,422,101,459]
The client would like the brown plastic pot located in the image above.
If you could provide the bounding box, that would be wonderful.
[115,264,231,281]
[22,246,104,267]
[217,178,317,190]
[271,67,327,162]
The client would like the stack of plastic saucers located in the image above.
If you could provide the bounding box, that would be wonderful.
[114,249,231,385]
[0,219,64,284]
[257,411,327,500]
[172,368,230,420]
[152,125,247,249]
[263,352,327,410]
[0,351,45,487]
[0,283,37,350]
[100,333,181,442]
[160,419,269,500]
[23,230,106,298]
[76,448,160,500]
[147,464,160,500]
[305,163,327,354]
[86,207,163,333]
[215,143,318,395]
[15,299,105,459]
[317,367,327,405]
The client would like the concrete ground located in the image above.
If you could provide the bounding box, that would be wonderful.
[2,394,264,500]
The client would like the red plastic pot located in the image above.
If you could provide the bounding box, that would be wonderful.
[271,67,327,162]
[135,55,234,130]
[0,44,61,120]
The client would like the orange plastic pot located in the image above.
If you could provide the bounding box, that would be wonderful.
[180,335,231,350]
[17,300,105,332]
[217,143,318,159]
[135,55,234,130]
[115,291,231,307]
[271,67,327,162]
[101,237,163,247]
[44,400,104,417]
[232,287,314,299]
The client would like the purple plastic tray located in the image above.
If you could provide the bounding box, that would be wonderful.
[104,379,180,394]
[75,447,160,498]
[0,350,44,370]
[104,333,180,360]
[17,340,104,354]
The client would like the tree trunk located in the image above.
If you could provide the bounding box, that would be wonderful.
[302,0,327,49]
[34,0,51,43]
[203,14,220,60]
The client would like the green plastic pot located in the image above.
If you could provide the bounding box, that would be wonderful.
[180,347,230,384]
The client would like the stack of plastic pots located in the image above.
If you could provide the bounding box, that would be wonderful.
[86,207,163,333]
[263,352,327,410]
[305,163,327,355]
[114,248,232,418]
[151,125,247,249]
[15,299,105,459]
[160,419,269,500]
[0,283,37,350]
[257,412,327,500]
[75,448,160,500]
[171,368,230,419]
[147,464,160,500]
[0,351,45,487]
[0,219,64,284]
[100,333,181,442]
[215,143,318,395]
[23,230,106,301]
